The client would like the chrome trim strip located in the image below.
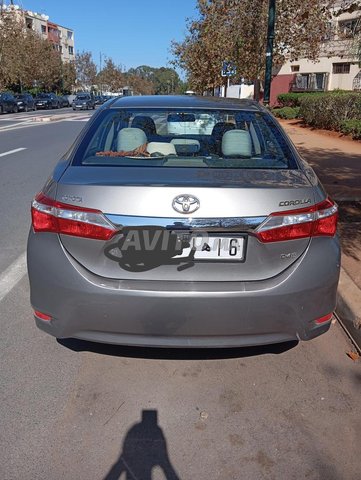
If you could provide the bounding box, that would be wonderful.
[105,214,267,232]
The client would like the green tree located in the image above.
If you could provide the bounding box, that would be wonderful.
[171,0,339,93]
[126,65,182,94]
[97,57,124,92]
[75,50,97,90]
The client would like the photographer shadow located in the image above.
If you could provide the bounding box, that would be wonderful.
[103,410,180,480]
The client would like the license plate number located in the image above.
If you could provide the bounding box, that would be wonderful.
[174,236,245,261]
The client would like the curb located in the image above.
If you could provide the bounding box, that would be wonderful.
[336,267,361,352]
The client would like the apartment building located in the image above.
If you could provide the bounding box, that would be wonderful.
[5,4,75,63]
[270,4,361,105]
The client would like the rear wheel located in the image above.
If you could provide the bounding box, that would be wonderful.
[13,105,19,113]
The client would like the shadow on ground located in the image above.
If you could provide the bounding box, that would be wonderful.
[103,409,180,480]
[337,201,361,260]
[297,146,361,199]
[57,338,298,360]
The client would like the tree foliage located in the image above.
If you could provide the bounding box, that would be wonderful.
[75,51,97,90]
[0,10,64,91]
[127,65,183,94]
[171,0,346,92]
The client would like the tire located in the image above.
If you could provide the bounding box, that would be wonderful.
[13,105,19,113]
[92,105,95,110]
[25,105,28,113]
[0,106,3,115]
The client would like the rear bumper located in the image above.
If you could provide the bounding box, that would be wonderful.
[27,231,340,348]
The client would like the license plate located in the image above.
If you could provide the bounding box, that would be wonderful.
[174,235,245,261]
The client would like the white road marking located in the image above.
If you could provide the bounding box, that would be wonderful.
[0,113,92,132]
[0,147,27,157]
[0,252,27,303]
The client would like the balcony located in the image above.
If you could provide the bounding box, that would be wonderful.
[48,27,60,44]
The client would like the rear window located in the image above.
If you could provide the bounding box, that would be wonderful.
[73,108,297,169]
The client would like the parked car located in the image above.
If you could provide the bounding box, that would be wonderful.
[15,93,36,112]
[28,95,340,348]
[94,95,107,105]
[34,93,60,109]
[72,93,95,110]
[58,96,70,108]
[0,92,19,113]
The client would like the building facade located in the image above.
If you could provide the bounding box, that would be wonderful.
[6,4,75,63]
[270,5,361,105]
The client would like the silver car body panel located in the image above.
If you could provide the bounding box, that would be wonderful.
[27,96,340,347]
[28,231,340,347]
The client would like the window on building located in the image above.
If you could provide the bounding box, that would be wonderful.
[291,65,300,73]
[68,46,74,55]
[322,22,335,41]
[25,17,33,29]
[41,24,47,34]
[59,45,63,54]
[333,63,351,74]
[339,18,361,38]
[67,30,73,40]
[292,73,328,92]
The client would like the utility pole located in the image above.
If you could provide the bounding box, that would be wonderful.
[263,0,276,106]
[99,52,103,95]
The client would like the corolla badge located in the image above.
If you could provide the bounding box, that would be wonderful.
[172,194,200,214]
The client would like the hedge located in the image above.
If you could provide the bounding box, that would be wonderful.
[277,92,321,108]
[299,92,361,130]
[340,119,361,140]
[272,106,300,119]
[277,90,355,108]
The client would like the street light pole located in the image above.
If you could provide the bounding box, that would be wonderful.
[263,0,276,106]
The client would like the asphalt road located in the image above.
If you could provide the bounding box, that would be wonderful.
[0,110,360,480]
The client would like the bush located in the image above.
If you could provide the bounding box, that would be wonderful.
[277,90,352,108]
[340,119,361,140]
[273,106,300,119]
[277,92,321,108]
[299,92,361,130]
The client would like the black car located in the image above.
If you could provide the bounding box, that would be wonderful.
[34,93,60,109]
[0,92,19,114]
[72,93,95,110]
[58,96,70,108]
[93,95,107,105]
[15,93,36,112]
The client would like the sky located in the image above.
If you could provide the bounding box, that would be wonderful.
[15,0,198,71]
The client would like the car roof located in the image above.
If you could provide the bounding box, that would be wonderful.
[106,95,263,111]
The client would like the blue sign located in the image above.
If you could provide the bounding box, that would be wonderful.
[221,61,237,77]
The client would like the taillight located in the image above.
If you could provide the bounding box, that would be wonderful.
[31,192,117,240]
[34,310,52,321]
[256,197,338,243]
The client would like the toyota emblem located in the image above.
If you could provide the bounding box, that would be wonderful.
[172,194,200,214]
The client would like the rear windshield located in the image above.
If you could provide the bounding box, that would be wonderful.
[73,108,297,169]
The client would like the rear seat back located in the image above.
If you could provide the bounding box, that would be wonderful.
[117,128,147,152]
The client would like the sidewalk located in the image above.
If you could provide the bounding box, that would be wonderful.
[280,120,361,347]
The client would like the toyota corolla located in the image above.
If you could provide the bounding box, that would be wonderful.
[27,96,340,348]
